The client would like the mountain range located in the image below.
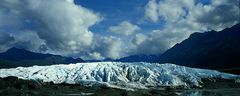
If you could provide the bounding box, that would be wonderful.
[158,23,240,73]
[0,48,84,68]
[1,23,239,74]
[115,54,159,62]
[86,55,159,63]
[115,23,240,74]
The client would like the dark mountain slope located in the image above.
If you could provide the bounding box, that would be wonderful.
[159,23,240,71]
[115,54,159,63]
[0,48,84,68]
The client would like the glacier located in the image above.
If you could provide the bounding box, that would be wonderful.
[0,62,238,90]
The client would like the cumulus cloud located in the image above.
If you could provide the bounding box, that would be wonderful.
[191,0,240,31]
[0,0,102,56]
[0,0,239,59]
[13,31,46,52]
[135,0,240,54]
[89,36,124,59]
[145,0,239,29]
[144,0,159,22]
[0,0,128,60]
[132,33,147,45]
[108,21,140,36]
[145,0,194,23]
[131,29,186,55]
[0,30,46,52]
[0,32,15,52]
[87,52,105,60]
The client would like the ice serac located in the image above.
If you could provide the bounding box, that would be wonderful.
[0,62,238,90]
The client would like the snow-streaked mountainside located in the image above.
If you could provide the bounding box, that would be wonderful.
[0,62,238,90]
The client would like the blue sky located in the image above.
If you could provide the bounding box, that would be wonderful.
[74,0,212,35]
[74,0,165,35]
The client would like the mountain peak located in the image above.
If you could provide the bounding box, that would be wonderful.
[6,47,31,54]
[159,23,240,74]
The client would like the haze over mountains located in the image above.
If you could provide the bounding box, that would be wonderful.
[86,55,159,63]
[0,48,84,68]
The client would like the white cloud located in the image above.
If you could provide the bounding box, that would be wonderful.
[87,52,105,60]
[135,0,240,54]
[0,0,239,59]
[190,0,240,31]
[144,0,159,22]
[145,0,195,23]
[131,29,185,54]
[65,0,74,3]
[13,31,46,52]
[27,0,102,54]
[132,33,147,45]
[0,0,102,56]
[0,32,15,52]
[145,0,239,30]
[73,35,127,60]
[0,0,128,60]
[109,21,140,36]
[89,36,124,60]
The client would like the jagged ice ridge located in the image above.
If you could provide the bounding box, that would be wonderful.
[0,62,238,90]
